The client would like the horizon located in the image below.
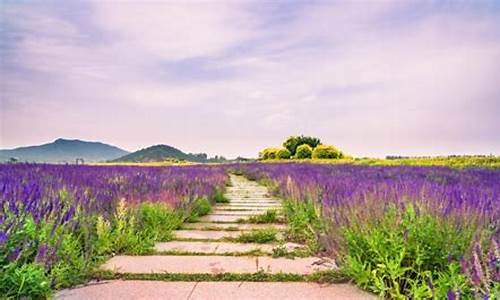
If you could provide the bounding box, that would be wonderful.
[2,1,500,158]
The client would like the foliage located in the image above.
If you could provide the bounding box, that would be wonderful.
[295,144,313,159]
[214,188,229,203]
[138,202,183,241]
[312,144,343,159]
[342,205,475,298]
[259,148,281,160]
[247,209,281,224]
[0,263,52,299]
[283,135,321,156]
[277,148,292,159]
[187,197,212,222]
[236,229,278,243]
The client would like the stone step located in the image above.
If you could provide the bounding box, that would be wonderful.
[154,241,274,254]
[101,255,333,275]
[198,215,249,223]
[218,203,282,207]
[173,230,243,240]
[215,206,281,211]
[211,210,269,216]
[228,200,281,204]
[55,281,376,300]
[182,222,287,231]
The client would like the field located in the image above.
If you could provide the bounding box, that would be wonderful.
[1,162,499,299]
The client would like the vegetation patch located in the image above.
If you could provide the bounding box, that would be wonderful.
[95,270,348,283]
[246,209,283,224]
[235,229,278,244]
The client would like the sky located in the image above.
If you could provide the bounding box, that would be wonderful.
[1,0,500,158]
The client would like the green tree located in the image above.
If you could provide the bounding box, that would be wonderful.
[283,135,321,156]
[277,148,291,159]
[312,145,343,159]
[295,144,313,159]
[259,148,281,160]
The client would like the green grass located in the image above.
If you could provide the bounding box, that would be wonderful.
[246,209,284,224]
[95,270,348,283]
[235,229,278,244]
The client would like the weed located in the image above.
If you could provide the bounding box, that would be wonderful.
[236,229,278,244]
[247,209,283,224]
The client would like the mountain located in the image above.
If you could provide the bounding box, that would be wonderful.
[0,138,129,163]
[111,144,210,163]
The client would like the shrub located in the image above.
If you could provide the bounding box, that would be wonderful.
[341,205,475,299]
[259,148,281,160]
[295,144,313,159]
[138,203,183,241]
[277,148,292,159]
[283,135,321,156]
[312,144,343,159]
[187,197,212,222]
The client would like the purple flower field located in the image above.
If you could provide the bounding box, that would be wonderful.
[231,162,500,297]
[0,163,227,295]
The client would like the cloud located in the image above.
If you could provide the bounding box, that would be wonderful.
[1,1,500,157]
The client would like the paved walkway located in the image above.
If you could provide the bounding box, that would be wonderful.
[56,174,375,299]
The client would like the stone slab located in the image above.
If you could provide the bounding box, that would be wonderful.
[173,230,243,240]
[182,222,287,231]
[211,210,267,216]
[216,205,281,209]
[54,280,195,300]
[155,241,274,254]
[191,282,377,300]
[55,281,375,300]
[198,215,248,223]
[101,256,331,274]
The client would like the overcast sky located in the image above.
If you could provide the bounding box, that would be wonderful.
[1,1,499,158]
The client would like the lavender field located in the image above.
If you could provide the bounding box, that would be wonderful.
[0,164,227,297]
[232,163,499,298]
[1,162,499,299]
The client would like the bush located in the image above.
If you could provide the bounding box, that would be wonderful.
[295,144,313,159]
[259,148,281,160]
[138,203,183,241]
[277,148,291,159]
[341,205,475,299]
[283,135,321,156]
[187,197,212,222]
[312,145,343,159]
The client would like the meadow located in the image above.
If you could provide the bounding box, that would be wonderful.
[1,161,499,299]
[0,164,227,298]
[231,163,499,298]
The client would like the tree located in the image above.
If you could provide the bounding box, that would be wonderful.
[277,148,291,159]
[312,145,343,159]
[259,148,281,160]
[295,144,313,159]
[283,135,321,156]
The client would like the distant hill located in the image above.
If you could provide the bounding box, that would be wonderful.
[0,138,129,163]
[112,144,212,163]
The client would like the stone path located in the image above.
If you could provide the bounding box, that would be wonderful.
[56,174,375,299]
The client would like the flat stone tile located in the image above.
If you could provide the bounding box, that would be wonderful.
[198,215,248,223]
[182,223,287,231]
[173,230,243,240]
[190,282,377,300]
[101,255,258,274]
[101,256,332,274]
[155,241,274,254]
[211,210,266,216]
[54,280,195,300]
[214,206,280,211]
